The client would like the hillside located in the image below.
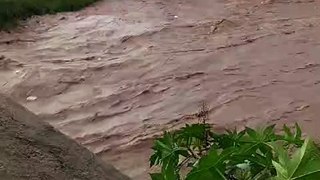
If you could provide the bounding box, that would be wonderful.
[0,94,130,180]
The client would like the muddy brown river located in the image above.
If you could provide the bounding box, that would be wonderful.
[1,0,320,179]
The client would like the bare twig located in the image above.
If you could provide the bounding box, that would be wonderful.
[177,157,191,169]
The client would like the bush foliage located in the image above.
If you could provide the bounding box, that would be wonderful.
[149,105,320,180]
[0,0,98,29]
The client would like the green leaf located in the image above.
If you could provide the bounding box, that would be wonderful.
[150,173,165,180]
[215,128,246,149]
[244,125,277,143]
[175,123,211,149]
[272,161,288,179]
[279,123,303,147]
[294,123,302,140]
[272,138,320,180]
[150,151,161,167]
[264,124,276,136]
[177,124,210,140]
[162,156,179,180]
[283,124,292,135]
[246,127,258,140]
[263,124,277,141]
[150,132,187,179]
[186,148,236,180]
[283,124,293,140]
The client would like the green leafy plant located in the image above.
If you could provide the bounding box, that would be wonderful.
[149,105,320,180]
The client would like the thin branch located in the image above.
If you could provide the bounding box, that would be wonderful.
[177,157,191,169]
[187,147,199,159]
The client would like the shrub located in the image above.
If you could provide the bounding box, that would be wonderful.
[149,105,320,180]
[0,0,99,29]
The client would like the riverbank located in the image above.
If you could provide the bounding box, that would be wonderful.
[0,0,99,29]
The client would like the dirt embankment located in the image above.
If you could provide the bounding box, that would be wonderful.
[0,94,130,180]
[1,0,320,179]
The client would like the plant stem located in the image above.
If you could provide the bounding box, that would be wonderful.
[177,157,191,169]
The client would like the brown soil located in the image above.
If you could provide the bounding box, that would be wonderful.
[0,94,130,180]
[1,0,320,179]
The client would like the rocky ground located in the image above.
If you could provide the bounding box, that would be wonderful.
[1,0,320,179]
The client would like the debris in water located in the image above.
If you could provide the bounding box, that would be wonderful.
[296,105,310,111]
[26,96,38,101]
[59,16,67,20]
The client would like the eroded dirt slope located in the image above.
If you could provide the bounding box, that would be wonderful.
[0,94,130,180]
[1,0,320,179]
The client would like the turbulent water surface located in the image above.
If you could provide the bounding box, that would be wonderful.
[1,0,320,179]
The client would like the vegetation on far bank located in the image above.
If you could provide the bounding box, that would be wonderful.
[150,104,320,180]
[0,0,99,29]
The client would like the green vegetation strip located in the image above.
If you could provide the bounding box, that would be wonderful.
[150,122,320,180]
[150,105,320,179]
[0,0,99,29]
